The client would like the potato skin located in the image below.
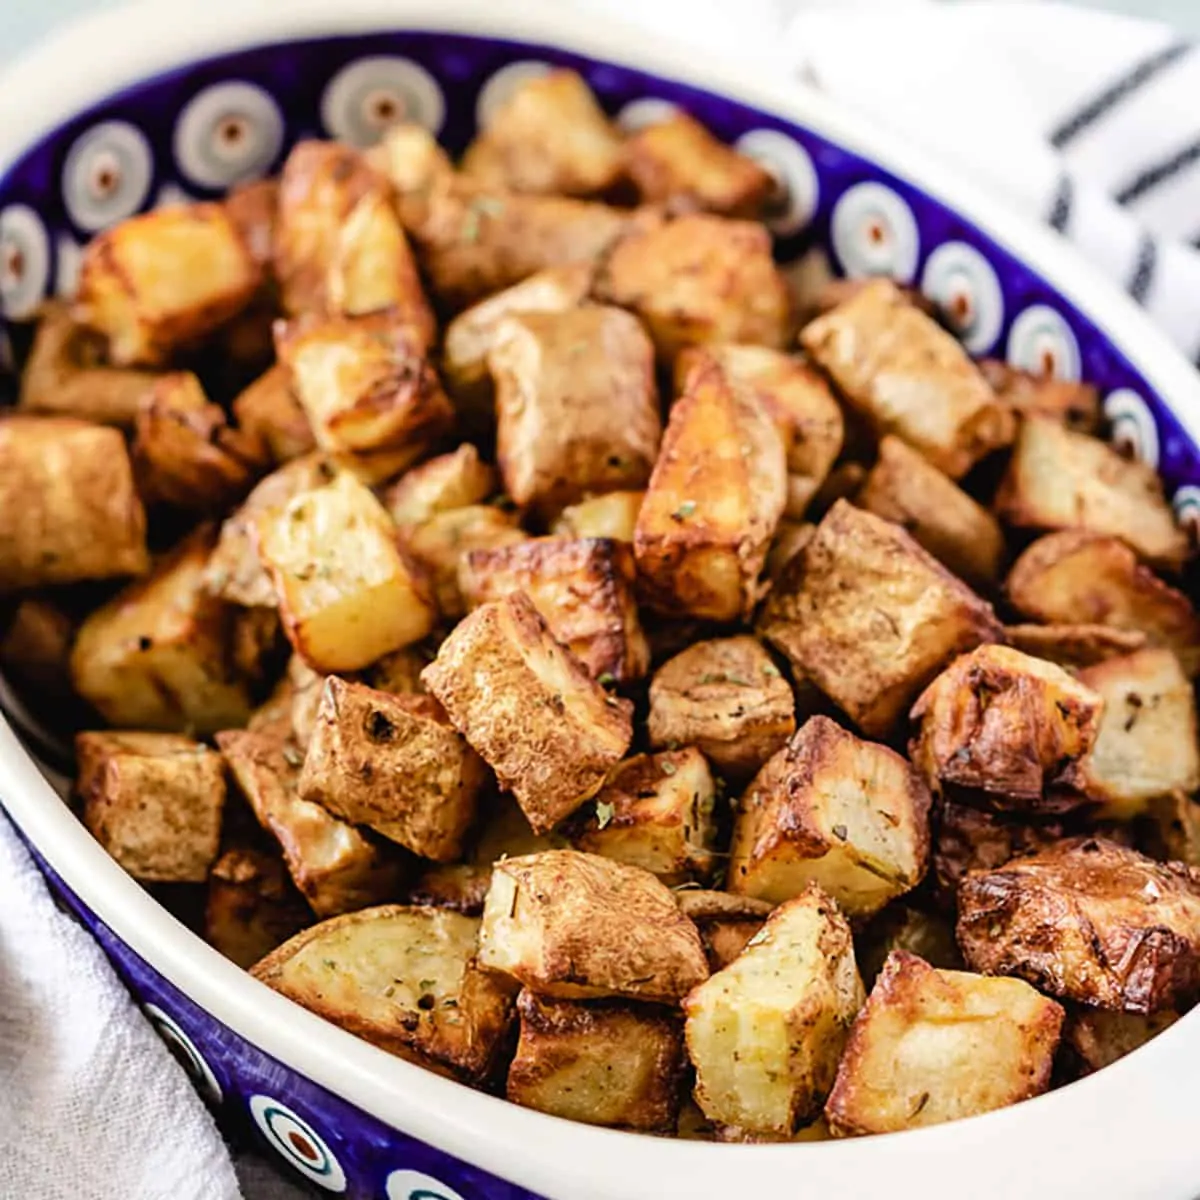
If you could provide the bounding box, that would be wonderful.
[675,891,773,973]
[1060,1007,1179,1076]
[1003,623,1148,669]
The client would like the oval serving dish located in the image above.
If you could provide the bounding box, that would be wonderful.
[2,2,1200,1198]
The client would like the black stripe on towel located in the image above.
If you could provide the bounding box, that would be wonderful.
[1127,234,1158,303]
[1050,39,1192,149]
[1115,136,1200,205]
[1047,173,1074,232]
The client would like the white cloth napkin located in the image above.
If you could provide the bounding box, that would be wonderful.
[3,4,1198,1199]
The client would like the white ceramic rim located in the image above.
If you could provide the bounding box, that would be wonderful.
[2,3,1200,1198]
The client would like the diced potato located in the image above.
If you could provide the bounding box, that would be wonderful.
[251,905,516,1082]
[365,123,456,230]
[1003,623,1148,669]
[478,850,708,1002]
[683,885,864,1134]
[675,891,773,972]
[855,903,962,987]
[552,491,644,542]
[634,360,786,621]
[957,837,1200,1013]
[979,358,1100,433]
[75,202,261,366]
[995,416,1188,570]
[383,445,497,532]
[459,536,649,682]
[506,989,686,1131]
[0,597,76,702]
[77,730,225,883]
[824,951,1063,1136]
[254,471,437,672]
[421,593,632,833]
[223,178,278,272]
[0,416,148,591]
[647,636,795,779]
[729,716,931,917]
[205,846,311,969]
[232,364,316,466]
[759,500,1002,738]
[800,279,1013,478]
[1061,1007,1179,1076]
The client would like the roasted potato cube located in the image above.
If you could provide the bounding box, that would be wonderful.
[635,361,786,621]
[855,903,962,986]
[1006,531,1200,674]
[824,951,1063,1136]
[909,644,1103,811]
[77,730,225,883]
[217,727,405,917]
[596,214,790,360]
[365,123,456,229]
[1061,1007,1179,1076]
[730,716,931,916]
[1003,623,1148,669]
[254,471,436,672]
[75,203,260,366]
[552,491,644,542]
[995,417,1188,570]
[623,110,773,217]
[647,636,794,779]
[760,500,1002,738]
[459,536,649,683]
[675,891,773,972]
[70,527,252,733]
[251,905,515,1083]
[223,178,278,272]
[506,989,686,1131]
[490,306,661,518]
[800,279,1013,478]
[462,68,623,197]
[422,593,633,833]
[478,850,708,1002]
[0,416,148,590]
[957,837,1200,1012]
[383,445,497,532]
[205,846,311,969]
[684,885,864,1134]
[298,679,487,861]
[979,358,1100,433]
[231,364,316,466]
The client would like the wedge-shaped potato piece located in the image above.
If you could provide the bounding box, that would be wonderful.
[70,527,252,733]
[623,110,773,217]
[957,837,1200,1012]
[490,306,661,518]
[1006,531,1200,674]
[205,846,311,969]
[996,417,1188,570]
[684,885,864,1134]
[0,416,148,590]
[460,536,649,683]
[824,951,1063,1136]
[232,364,316,466]
[760,501,1002,738]
[730,716,931,916]
[910,644,1103,811]
[800,279,1013,478]
[596,214,791,360]
[479,850,708,1002]
[507,989,686,1131]
[855,903,962,986]
[552,491,644,542]
[569,748,718,885]
[462,68,623,197]
[675,890,773,973]
[635,362,786,621]
[0,596,76,702]
[1061,1007,1179,1076]
[217,728,405,918]
[252,905,515,1083]
[75,202,260,366]
[1004,623,1147,669]
[647,636,794,779]
[255,472,436,672]
[299,679,487,862]
[422,593,632,832]
[77,730,225,883]
[365,123,456,229]
[979,358,1100,433]
[383,445,497,532]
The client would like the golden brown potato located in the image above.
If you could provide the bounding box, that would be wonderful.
[995,417,1188,570]
[675,891,773,972]
[383,445,498,532]
[204,846,311,969]
[684,885,864,1134]
[506,989,686,1131]
[824,951,1063,1136]
[634,361,786,621]
[551,491,644,542]
[75,202,261,366]
[461,69,623,197]
[759,500,1002,738]
[714,1118,834,1144]
[979,358,1100,433]
[855,903,962,987]
[478,850,708,1002]
[595,213,791,361]
[622,111,773,217]
[365,123,456,230]
[0,416,148,591]
[421,593,633,833]
[459,536,650,683]
[231,364,316,466]
[223,178,278,272]
[77,730,226,883]
[251,905,516,1083]
[70,527,252,734]
[1003,623,1148,669]
[646,636,795,779]
[765,520,816,585]
[298,679,487,861]
[957,837,1200,1012]
[857,435,1005,587]
[0,596,76,702]
[730,716,931,916]
[1061,1007,1179,1076]
[489,306,661,518]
